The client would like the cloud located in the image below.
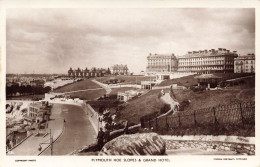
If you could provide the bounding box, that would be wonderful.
[6,8,255,74]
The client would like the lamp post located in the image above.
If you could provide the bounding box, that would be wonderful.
[38,129,53,155]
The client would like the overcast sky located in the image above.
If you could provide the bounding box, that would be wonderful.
[6,8,255,74]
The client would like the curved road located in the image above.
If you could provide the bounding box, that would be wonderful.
[41,104,96,155]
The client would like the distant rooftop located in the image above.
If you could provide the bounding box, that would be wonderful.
[180,48,238,58]
[112,64,128,67]
[235,54,255,60]
[29,102,47,109]
[148,53,176,58]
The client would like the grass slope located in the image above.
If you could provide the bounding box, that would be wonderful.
[65,89,106,100]
[121,76,254,126]
[109,87,137,95]
[97,75,156,85]
[119,89,168,124]
[159,74,199,87]
[6,94,45,100]
[54,79,101,93]
[171,76,255,111]
[172,87,255,112]
[159,73,255,87]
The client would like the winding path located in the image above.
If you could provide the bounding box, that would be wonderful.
[160,93,179,112]
[91,79,112,94]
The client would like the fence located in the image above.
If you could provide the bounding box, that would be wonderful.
[141,101,255,134]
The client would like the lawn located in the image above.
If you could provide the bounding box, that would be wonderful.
[109,87,137,95]
[159,73,255,87]
[214,73,255,81]
[159,74,199,87]
[172,87,254,112]
[6,94,45,100]
[171,76,255,112]
[125,75,255,127]
[146,80,255,137]
[118,89,168,124]
[96,75,156,85]
[53,79,101,93]
[64,89,106,100]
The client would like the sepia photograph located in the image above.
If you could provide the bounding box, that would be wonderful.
[4,8,255,158]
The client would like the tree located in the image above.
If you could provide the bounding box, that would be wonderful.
[6,86,12,96]
[20,85,26,95]
[107,68,111,75]
[44,86,52,93]
[26,85,32,94]
[11,84,19,96]
[98,105,105,115]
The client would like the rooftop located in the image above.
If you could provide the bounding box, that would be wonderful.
[29,102,49,110]
[112,64,128,67]
[147,53,176,59]
[180,48,238,58]
[235,54,255,60]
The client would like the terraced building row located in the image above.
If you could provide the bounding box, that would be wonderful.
[146,48,255,75]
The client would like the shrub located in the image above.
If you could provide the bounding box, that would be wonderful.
[190,86,204,92]
[158,93,162,98]
[160,104,171,114]
[179,100,190,111]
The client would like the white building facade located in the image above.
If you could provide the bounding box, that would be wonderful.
[178,48,238,74]
[146,53,178,75]
[234,54,255,73]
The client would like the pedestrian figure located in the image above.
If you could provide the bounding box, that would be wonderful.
[64,119,66,123]
[161,89,165,96]
[97,128,105,149]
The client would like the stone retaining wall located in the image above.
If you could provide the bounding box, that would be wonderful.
[83,103,99,135]
[161,135,255,155]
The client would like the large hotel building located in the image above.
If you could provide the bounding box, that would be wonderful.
[146,53,178,75]
[177,48,238,74]
[234,54,255,73]
[111,64,128,75]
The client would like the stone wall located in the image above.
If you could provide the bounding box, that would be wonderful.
[161,135,255,155]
